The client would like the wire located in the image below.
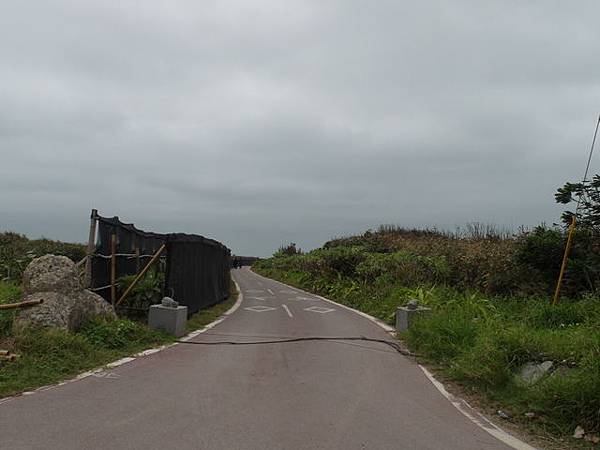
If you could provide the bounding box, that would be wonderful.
[177,335,413,356]
[575,114,600,213]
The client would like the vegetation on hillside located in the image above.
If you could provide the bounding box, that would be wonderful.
[0,232,86,283]
[254,220,600,443]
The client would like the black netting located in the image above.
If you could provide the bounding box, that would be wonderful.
[90,215,231,314]
[165,234,231,314]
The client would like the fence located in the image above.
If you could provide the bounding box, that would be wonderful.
[86,210,231,315]
[232,256,260,267]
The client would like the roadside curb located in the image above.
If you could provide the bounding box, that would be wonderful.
[0,279,244,407]
[250,268,538,450]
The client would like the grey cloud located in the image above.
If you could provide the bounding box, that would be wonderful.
[1,1,599,256]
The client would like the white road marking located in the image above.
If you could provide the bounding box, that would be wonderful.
[106,357,136,368]
[267,288,275,295]
[91,372,120,379]
[419,366,537,450]
[247,296,276,301]
[296,296,318,301]
[246,289,265,293]
[244,305,276,313]
[135,346,170,357]
[280,289,298,294]
[315,294,395,333]
[304,306,335,314]
[282,304,293,317]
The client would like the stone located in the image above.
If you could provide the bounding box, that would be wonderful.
[517,361,554,386]
[22,255,81,296]
[584,434,600,444]
[161,296,179,308]
[406,299,420,310]
[14,255,116,332]
[573,426,585,439]
[497,410,511,420]
[15,290,116,332]
[148,304,187,337]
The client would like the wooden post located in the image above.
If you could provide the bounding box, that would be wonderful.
[110,233,117,306]
[552,216,577,305]
[84,209,98,288]
[116,244,165,307]
[135,247,140,274]
[0,299,44,310]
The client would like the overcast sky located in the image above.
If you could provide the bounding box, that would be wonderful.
[1,1,599,256]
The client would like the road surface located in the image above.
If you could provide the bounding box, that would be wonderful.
[1,268,526,450]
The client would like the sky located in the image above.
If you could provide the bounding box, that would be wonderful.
[1,1,599,257]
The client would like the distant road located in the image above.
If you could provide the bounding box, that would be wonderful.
[1,268,528,449]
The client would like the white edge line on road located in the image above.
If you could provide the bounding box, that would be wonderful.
[282,304,293,317]
[419,366,538,450]
[0,277,245,407]
[250,268,537,450]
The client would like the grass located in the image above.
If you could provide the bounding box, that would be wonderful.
[0,278,239,398]
[254,239,600,446]
[186,282,238,332]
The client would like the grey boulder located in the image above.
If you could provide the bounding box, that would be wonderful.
[22,255,81,296]
[15,255,116,332]
[517,361,554,385]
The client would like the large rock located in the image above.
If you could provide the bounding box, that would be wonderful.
[22,255,81,296]
[15,290,116,331]
[517,361,554,385]
[15,255,116,332]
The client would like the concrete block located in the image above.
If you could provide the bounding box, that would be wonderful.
[148,304,188,337]
[395,302,431,332]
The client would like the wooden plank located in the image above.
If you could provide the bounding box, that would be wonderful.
[110,233,117,306]
[116,244,165,308]
[84,209,98,288]
[0,299,44,310]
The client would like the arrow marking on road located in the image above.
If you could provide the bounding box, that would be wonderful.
[244,306,276,313]
[304,306,336,314]
[91,372,120,379]
[282,304,293,317]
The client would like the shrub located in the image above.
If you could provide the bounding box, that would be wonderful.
[525,302,587,329]
[78,317,163,349]
[0,282,21,338]
[404,307,479,362]
[0,232,85,283]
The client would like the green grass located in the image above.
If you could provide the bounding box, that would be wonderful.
[0,281,22,339]
[186,282,238,332]
[0,278,239,398]
[0,319,174,397]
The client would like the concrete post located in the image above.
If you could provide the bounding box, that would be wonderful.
[395,300,431,332]
[148,297,188,337]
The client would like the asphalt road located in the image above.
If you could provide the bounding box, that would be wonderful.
[0,268,524,450]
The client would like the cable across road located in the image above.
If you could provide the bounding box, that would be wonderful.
[177,335,413,356]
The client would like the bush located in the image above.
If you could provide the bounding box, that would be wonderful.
[78,317,164,349]
[525,302,587,329]
[0,232,85,283]
[0,281,21,338]
[405,307,479,362]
